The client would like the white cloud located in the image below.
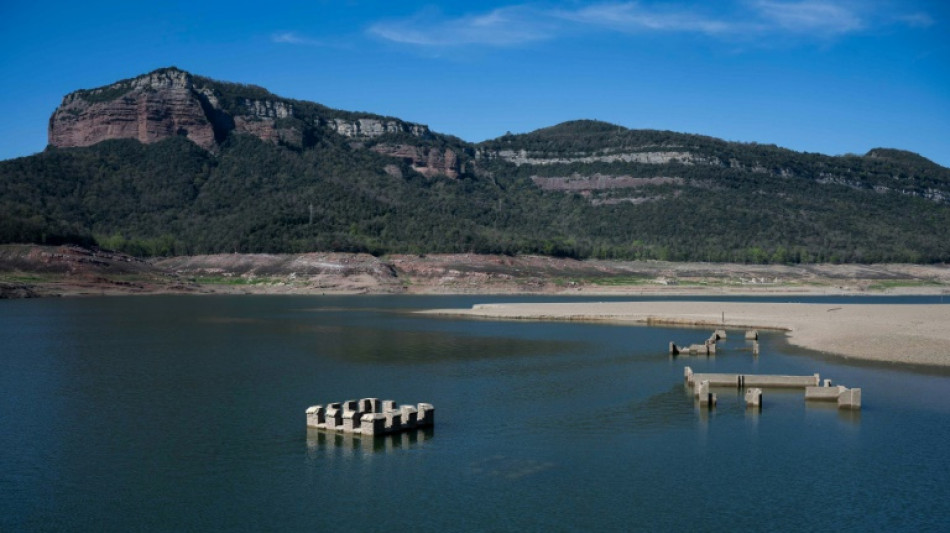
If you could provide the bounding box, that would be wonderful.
[272,31,323,46]
[751,1,864,34]
[364,1,935,48]
[558,2,737,35]
[367,6,556,47]
[895,12,935,28]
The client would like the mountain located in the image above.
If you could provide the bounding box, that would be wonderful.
[48,66,467,178]
[2,67,950,263]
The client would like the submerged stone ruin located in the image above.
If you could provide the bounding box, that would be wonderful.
[306,398,434,436]
[669,329,760,357]
[684,366,861,411]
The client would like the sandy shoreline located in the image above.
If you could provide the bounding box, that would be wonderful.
[422,301,950,367]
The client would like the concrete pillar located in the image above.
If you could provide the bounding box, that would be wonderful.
[823,379,833,387]
[384,411,403,433]
[838,388,862,410]
[401,405,418,429]
[306,405,325,428]
[361,398,380,413]
[342,400,358,413]
[325,405,342,430]
[745,388,762,408]
[684,366,693,384]
[707,343,717,355]
[695,379,710,399]
[342,409,362,432]
[360,413,386,435]
[745,330,758,340]
[752,341,759,356]
[715,329,727,339]
[382,400,397,412]
[417,403,435,427]
[696,381,716,407]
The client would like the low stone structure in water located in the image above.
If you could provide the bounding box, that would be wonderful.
[306,398,434,436]
[668,328,760,357]
[684,367,861,411]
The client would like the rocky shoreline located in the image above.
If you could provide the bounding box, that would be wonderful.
[1,244,949,299]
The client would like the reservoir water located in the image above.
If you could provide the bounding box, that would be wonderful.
[2,295,949,531]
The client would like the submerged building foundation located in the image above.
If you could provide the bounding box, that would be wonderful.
[307,398,435,435]
[683,366,861,410]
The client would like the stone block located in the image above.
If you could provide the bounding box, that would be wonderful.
[417,403,435,427]
[360,413,386,435]
[698,384,716,406]
[806,385,847,401]
[714,329,727,339]
[744,374,819,388]
[306,405,325,427]
[688,344,708,355]
[325,406,342,430]
[745,388,762,408]
[384,411,403,433]
[382,400,397,412]
[359,398,380,413]
[745,330,758,340]
[838,388,862,410]
[342,400,358,413]
[695,380,710,399]
[342,410,361,432]
[401,405,418,429]
[690,372,742,387]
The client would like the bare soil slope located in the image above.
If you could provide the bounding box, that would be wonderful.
[1,244,948,298]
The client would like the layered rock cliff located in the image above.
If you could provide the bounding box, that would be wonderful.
[370,144,461,178]
[50,69,218,151]
[48,67,464,177]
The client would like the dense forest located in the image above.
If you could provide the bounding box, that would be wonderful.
[4,90,950,263]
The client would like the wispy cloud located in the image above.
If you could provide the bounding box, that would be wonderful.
[895,12,935,28]
[557,3,739,35]
[365,1,936,48]
[367,6,556,46]
[272,31,323,46]
[751,1,864,34]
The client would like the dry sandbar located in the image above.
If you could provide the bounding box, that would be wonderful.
[423,301,950,367]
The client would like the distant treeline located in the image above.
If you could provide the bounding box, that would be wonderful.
[2,120,949,263]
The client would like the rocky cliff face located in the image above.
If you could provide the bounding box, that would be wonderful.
[370,144,461,178]
[48,67,436,158]
[47,67,463,177]
[330,118,429,138]
[49,69,218,150]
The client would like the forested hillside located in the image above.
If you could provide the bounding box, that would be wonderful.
[2,69,949,263]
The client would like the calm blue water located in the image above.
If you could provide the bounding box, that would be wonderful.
[2,295,949,531]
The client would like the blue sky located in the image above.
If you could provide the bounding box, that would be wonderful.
[1,1,948,165]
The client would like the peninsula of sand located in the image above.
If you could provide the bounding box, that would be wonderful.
[423,301,950,367]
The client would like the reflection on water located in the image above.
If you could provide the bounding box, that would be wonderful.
[306,427,435,458]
